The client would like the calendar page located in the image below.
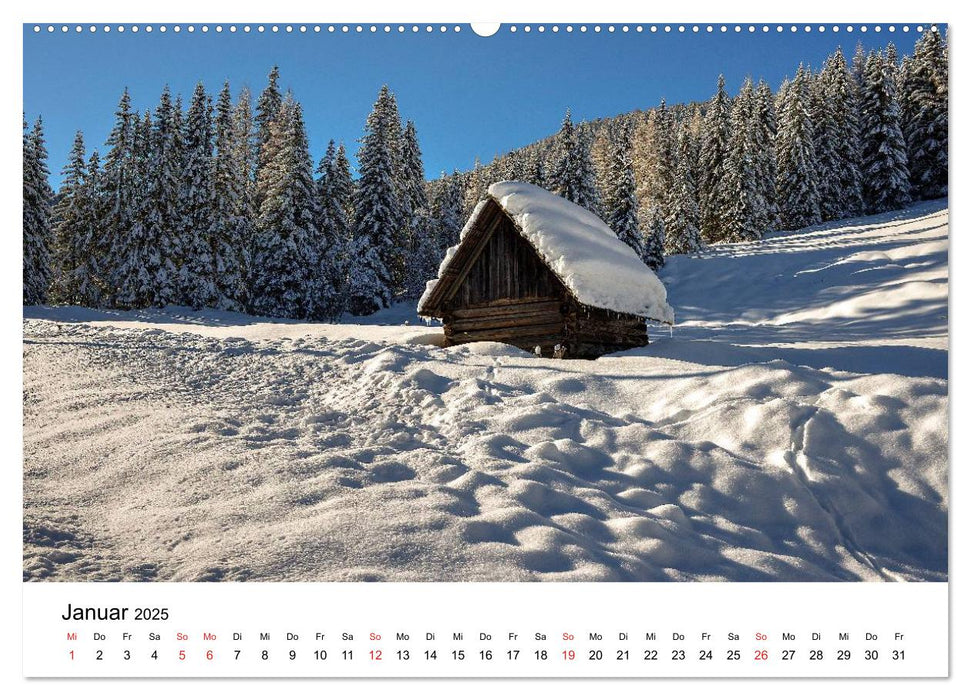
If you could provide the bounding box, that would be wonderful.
[20,7,950,685]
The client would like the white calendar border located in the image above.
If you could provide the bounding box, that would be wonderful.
[6,0,961,696]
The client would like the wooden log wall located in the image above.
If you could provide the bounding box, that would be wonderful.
[444,298,567,353]
[439,207,651,359]
[453,216,563,307]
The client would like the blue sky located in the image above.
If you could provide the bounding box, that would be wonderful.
[24,24,919,188]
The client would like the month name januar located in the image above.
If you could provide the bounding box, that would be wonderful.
[61,604,128,621]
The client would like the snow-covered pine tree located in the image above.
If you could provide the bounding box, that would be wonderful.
[350,87,400,314]
[52,136,106,307]
[852,42,868,90]
[810,66,842,223]
[463,156,487,218]
[430,172,465,253]
[900,28,948,199]
[251,97,319,319]
[144,85,184,307]
[114,111,158,309]
[818,49,865,219]
[529,152,548,189]
[631,112,660,223]
[81,150,108,303]
[642,205,666,271]
[23,116,53,305]
[652,100,678,231]
[180,82,217,308]
[886,42,900,88]
[603,128,644,259]
[101,89,136,305]
[860,50,912,213]
[753,80,780,231]
[51,131,88,304]
[699,75,733,242]
[550,109,601,215]
[254,66,282,208]
[313,141,339,318]
[378,85,411,298]
[332,144,356,245]
[590,130,614,207]
[507,150,532,184]
[314,141,355,319]
[775,66,822,230]
[232,87,257,300]
[724,78,764,242]
[665,125,703,255]
[210,81,249,312]
[399,120,438,299]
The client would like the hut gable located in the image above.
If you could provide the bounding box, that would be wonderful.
[453,202,566,307]
[418,181,675,358]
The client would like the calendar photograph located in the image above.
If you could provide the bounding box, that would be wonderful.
[23,22,948,587]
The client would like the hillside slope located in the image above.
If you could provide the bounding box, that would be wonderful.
[23,201,948,582]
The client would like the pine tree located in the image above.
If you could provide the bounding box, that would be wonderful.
[886,42,900,86]
[463,157,487,218]
[431,172,465,252]
[901,28,948,199]
[753,80,780,231]
[232,87,257,299]
[147,85,184,306]
[852,42,868,89]
[860,51,911,213]
[603,129,643,259]
[378,86,410,298]
[776,66,822,230]
[652,100,678,230]
[724,78,764,241]
[114,111,158,308]
[51,131,87,303]
[51,136,105,307]
[83,151,108,303]
[818,49,865,219]
[529,152,548,189]
[642,205,666,271]
[590,130,614,206]
[23,116,53,305]
[810,68,842,222]
[210,81,249,311]
[314,141,355,319]
[665,126,703,255]
[350,86,400,314]
[399,121,437,299]
[180,82,217,308]
[633,109,662,221]
[699,75,733,242]
[251,97,319,318]
[254,65,282,206]
[100,89,136,304]
[550,110,601,214]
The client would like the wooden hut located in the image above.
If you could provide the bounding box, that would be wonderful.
[418,181,674,359]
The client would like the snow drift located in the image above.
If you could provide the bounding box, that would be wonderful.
[23,201,948,582]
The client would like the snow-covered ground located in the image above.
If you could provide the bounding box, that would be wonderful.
[23,201,948,582]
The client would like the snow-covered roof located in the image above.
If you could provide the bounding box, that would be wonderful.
[418,181,675,324]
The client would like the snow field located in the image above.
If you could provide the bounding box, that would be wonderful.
[23,202,948,581]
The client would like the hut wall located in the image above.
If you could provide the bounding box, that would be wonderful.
[562,302,649,358]
[441,211,650,359]
[443,215,569,354]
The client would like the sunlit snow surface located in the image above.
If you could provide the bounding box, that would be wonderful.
[23,201,948,581]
